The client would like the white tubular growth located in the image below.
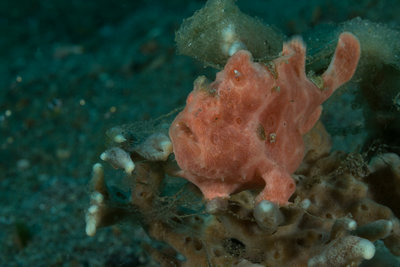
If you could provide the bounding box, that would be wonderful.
[221,24,247,56]
[106,126,128,144]
[330,217,357,239]
[85,163,106,237]
[113,134,127,143]
[369,153,400,178]
[100,147,135,174]
[308,236,375,267]
[134,133,173,161]
[253,200,284,234]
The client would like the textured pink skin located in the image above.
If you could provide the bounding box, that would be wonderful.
[169,33,360,205]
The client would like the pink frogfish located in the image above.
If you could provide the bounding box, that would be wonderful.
[169,33,360,205]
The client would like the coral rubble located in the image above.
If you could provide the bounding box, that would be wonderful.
[86,132,400,266]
